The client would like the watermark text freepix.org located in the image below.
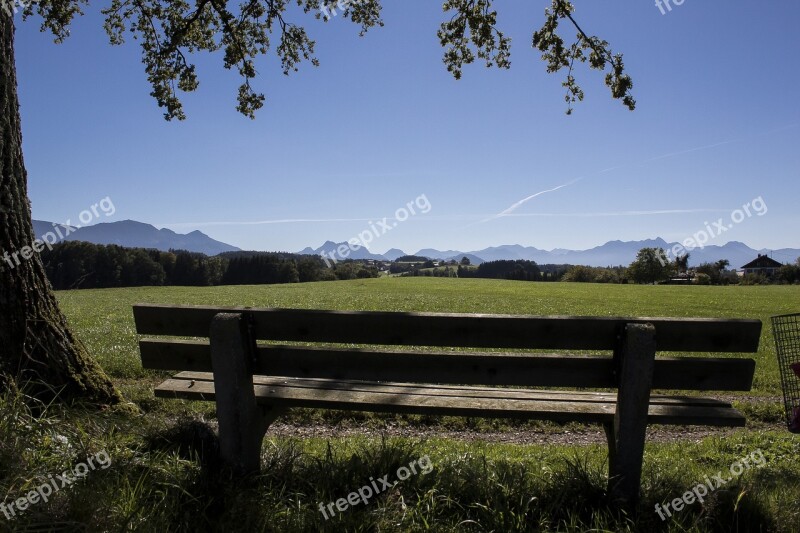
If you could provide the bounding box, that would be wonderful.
[655,0,688,15]
[319,0,366,20]
[321,193,431,267]
[658,196,767,266]
[318,454,433,520]
[1,196,116,270]
[1,450,111,520]
[654,448,766,521]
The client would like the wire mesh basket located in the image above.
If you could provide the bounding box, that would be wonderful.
[771,313,800,433]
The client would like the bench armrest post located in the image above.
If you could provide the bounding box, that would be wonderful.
[608,322,656,509]
[210,312,274,477]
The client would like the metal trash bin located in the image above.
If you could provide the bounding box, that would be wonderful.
[771,313,800,433]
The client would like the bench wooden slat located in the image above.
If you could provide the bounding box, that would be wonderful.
[139,340,757,391]
[154,376,746,427]
[173,371,735,407]
[133,304,762,352]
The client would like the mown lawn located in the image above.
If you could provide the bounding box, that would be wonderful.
[57,278,800,394]
[1,279,797,531]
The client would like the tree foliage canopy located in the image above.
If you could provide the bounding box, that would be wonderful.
[21,0,634,119]
[628,247,672,285]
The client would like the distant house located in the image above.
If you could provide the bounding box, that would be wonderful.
[741,254,782,277]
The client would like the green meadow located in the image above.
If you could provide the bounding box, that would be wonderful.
[57,278,800,394]
[2,278,799,531]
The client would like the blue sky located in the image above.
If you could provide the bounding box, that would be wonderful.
[15,1,800,255]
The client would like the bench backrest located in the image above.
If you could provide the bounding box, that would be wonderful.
[134,304,761,391]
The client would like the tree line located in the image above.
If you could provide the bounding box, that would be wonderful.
[401,260,567,282]
[40,242,378,290]
[625,247,800,285]
[43,242,799,290]
[460,260,544,281]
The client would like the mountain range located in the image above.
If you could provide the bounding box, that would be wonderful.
[31,219,799,269]
[32,219,240,256]
[299,238,800,269]
[297,241,388,261]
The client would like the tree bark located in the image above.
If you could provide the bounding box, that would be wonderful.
[0,13,120,405]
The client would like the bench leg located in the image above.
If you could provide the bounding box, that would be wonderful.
[210,312,283,477]
[607,322,656,509]
[603,421,616,475]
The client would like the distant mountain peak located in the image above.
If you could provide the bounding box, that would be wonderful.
[297,241,386,261]
[413,238,798,268]
[298,237,794,268]
[32,219,240,256]
[382,248,407,261]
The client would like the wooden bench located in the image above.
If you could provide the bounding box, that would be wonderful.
[133,304,761,506]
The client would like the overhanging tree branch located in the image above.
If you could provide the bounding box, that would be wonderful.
[533,0,635,113]
[25,0,634,119]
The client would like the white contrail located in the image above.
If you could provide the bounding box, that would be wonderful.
[501,208,724,217]
[479,136,738,226]
[643,123,797,163]
[158,209,721,229]
[159,217,377,228]
[643,139,738,163]
[472,178,583,226]
[497,178,583,216]
[475,124,799,226]
[161,126,797,231]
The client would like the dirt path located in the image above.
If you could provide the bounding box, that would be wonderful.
[268,419,785,446]
[266,395,786,445]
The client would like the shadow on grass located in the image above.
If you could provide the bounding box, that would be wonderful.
[135,421,780,532]
[0,400,787,532]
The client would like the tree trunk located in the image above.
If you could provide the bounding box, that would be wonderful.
[0,14,120,405]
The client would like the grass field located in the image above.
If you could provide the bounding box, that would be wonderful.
[56,277,800,394]
[2,278,799,531]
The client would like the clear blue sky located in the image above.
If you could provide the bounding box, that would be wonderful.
[15,1,800,255]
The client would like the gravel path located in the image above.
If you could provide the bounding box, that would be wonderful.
[266,394,786,445]
[268,419,785,447]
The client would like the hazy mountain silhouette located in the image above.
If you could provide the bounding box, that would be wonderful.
[413,239,798,268]
[33,218,797,267]
[32,219,240,256]
[298,240,387,261]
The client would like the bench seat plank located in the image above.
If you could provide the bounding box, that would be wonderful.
[154,374,746,427]
[172,371,736,406]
